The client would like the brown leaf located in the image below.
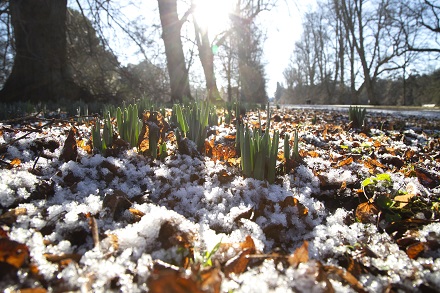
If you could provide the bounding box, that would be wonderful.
[394,193,416,208]
[86,213,100,248]
[129,208,145,222]
[103,190,132,221]
[16,288,47,293]
[158,220,195,267]
[406,242,425,259]
[233,207,254,224]
[288,241,309,268]
[77,139,92,154]
[0,238,29,268]
[281,196,309,217]
[364,157,386,169]
[0,208,27,225]
[59,127,78,162]
[0,227,8,239]
[323,264,367,293]
[9,158,21,168]
[224,248,254,277]
[199,267,222,293]
[415,167,440,188]
[355,202,380,224]
[346,256,363,278]
[44,253,82,263]
[148,268,203,293]
[217,169,234,184]
[337,157,353,168]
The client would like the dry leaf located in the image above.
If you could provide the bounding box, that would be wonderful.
[0,207,27,225]
[9,158,21,168]
[281,196,309,217]
[323,264,367,293]
[0,238,29,268]
[337,157,353,168]
[406,242,425,259]
[233,208,255,224]
[59,127,78,162]
[77,139,92,154]
[199,267,222,293]
[394,193,416,208]
[148,268,203,293]
[44,253,82,263]
[224,248,254,277]
[355,202,380,224]
[129,208,145,222]
[415,167,439,188]
[17,288,47,293]
[288,241,309,268]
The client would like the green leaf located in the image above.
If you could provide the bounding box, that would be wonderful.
[361,177,375,187]
[376,195,394,209]
[376,173,391,182]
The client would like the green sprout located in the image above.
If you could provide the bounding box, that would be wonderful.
[236,105,279,183]
[116,104,142,148]
[91,111,113,153]
[348,106,367,129]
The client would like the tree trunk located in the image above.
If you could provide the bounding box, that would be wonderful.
[157,0,192,103]
[0,0,87,103]
[193,19,220,102]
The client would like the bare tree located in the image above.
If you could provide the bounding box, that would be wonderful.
[403,0,440,54]
[157,0,193,102]
[191,0,221,102]
[0,0,90,103]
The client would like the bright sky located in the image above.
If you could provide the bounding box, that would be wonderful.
[115,0,317,99]
[259,1,316,96]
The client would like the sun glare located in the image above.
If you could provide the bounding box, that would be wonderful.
[193,0,235,35]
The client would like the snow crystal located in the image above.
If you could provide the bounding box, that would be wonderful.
[0,170,38,208]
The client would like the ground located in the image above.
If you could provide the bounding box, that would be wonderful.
[0,106,439,292]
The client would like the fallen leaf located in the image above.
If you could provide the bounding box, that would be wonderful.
[129,208,145,222]
[217,169,234,184]
[0,227,8,239]
[337,157,353,167]
[0,208,27,225]
[16,288,47,293]
[148,268,203,293]
[355,202,380,224]
[288,241,309,268]
[59,127,78,162]
[103,190,132,220]
[224,248,254,277]
[9,158,21,168]
[415,167,440,188]
[406,242,425,259]
[199,267,222,293]
[323,264,367,293]
[0,238,29,268]
[394,193,416,208]
[233,207,254,224]
[280,196,309,217]
[77,139,92,154]
[44,253,82,263]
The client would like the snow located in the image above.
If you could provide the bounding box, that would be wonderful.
[1,109,440,292]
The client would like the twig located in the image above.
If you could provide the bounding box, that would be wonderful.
[0,119,55,154]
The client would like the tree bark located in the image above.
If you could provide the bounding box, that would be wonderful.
[157,0,192,103]
[193,19,221,102]
[0,0,87,103]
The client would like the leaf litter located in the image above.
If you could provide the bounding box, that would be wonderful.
[0,108,439,292]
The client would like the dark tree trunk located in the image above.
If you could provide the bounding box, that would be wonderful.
[0,0,87,103]
[157,0,192,103]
